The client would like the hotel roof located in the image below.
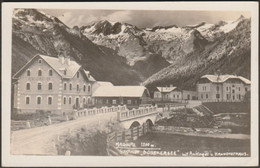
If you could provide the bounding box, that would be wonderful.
[92,86,149,97]
[13,54,95,81]
[201,75,251,84]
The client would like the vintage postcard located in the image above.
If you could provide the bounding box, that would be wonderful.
[1,1,259,167]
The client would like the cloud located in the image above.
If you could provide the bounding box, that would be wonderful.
[102,10,132,23]
[57,10,133,28]
[43,9,250,28]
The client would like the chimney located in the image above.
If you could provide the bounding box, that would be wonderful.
[65,57,70,65]
[58,50,65,64]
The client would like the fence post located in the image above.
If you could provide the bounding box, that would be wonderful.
[137,126,139,137]
[26,121,31,129]
[131,128,134,140]
[65,151,71,156]
[122,131,125,142]
[115,132,117,142]
[48,116,52,125]
[143,123,145,135]
[117,111,121,121]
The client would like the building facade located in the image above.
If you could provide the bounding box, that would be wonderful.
[154,87,183,101]
[196,75,251,102]
[13,54,95,114]
[92,86,151,108]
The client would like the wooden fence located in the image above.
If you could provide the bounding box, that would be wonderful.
[106,123,150,156]
[11,120,31,131]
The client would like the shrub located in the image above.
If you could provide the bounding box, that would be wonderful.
[56,129,108,156]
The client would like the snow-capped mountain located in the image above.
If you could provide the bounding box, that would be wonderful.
[81,15,247,65]
[143,17,251,91]
[12,9,143,85]
[12,9,250,90]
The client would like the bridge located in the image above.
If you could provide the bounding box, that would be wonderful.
[117,105,159,129]
[11,104,160,155]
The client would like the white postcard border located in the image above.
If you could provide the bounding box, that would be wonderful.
[2,2,259,167]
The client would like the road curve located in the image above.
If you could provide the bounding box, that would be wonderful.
[11,112,117,155]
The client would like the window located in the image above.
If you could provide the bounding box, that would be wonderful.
[226,87,228,91]
[48,97,52,105]
[77,71,80,78]
[88,85,91,92]
[64,97,67,104]
[83,85,86,92]
[37,97,41,104]
[70,83,72,90]
[88,98,91,104]
[239,94,241,100]
[245,87,248,92]
[216,86,219,91]
[26,83,30,90]
[112,99,117,104]
[64,70,67,75]
[48,82,53,90]
[238,87,240,91]
[83,98,86,104]
[38,59,42,63]
[216,94,220,99]
[64,83,67,90]
[206,94,208,99]
[127,100,132,104]
[49,70,53,76]
[227,94,229,99]
[38,70,42,76]
[106,99,109,104]
[201,94,203,99]
[232,85,235,87]
[26,96,30,104]
[77,84,79,91]
[177,95,179,99]
[37,82,42,90]
[232,90,235,93]
[27,70,30,76]
[69,97,72,104]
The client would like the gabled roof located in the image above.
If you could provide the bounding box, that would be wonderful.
[94,81,114,86]
[156,87,180,93]
[39,55,80,78]
[84,70,96,82]
[201,75,251,84]
[13,54,88,79]
[92,86,149,98]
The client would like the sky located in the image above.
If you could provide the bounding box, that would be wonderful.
[40,9,250,28]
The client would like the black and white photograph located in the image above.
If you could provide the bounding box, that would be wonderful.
[1,2,259,167]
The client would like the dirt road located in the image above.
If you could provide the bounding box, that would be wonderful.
[11,112,117,155]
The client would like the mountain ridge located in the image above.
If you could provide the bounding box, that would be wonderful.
[12,9,251,90]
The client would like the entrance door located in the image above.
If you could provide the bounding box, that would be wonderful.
[187,94,190,100]
[76,98,79,107]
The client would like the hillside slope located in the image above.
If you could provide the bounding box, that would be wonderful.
[12,9,143,85]
[143,18,251,92]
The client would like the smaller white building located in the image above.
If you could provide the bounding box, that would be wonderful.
[154,87,183,101]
